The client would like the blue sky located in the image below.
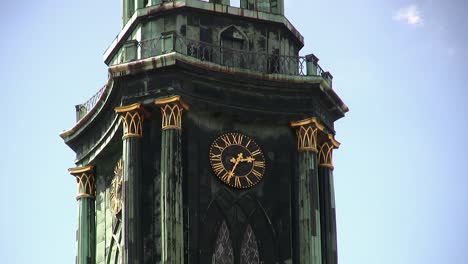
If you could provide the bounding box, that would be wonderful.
[0,0,467,263]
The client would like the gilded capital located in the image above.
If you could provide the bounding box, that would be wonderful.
[318,134,340,170]
[154,95,189,130]
[69,165,96,200]
[290,117,325,152]
[115,103,147,140]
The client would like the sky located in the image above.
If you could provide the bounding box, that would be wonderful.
[0,0,467,263]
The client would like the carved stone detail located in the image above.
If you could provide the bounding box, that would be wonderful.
[318,135,340,170]
[290,117,325,152]
[154,95,189,130]
[115,103,146,140]
[69,165,96,200]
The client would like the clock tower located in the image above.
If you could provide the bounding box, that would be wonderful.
[61,1,348,264]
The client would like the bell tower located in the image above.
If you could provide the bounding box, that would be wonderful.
[61,1,347,263]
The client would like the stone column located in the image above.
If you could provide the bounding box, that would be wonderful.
[154,95,188,264]
[69,165,96,264]
[318,135,340,264]
[115,103,147,264]
[291,117,323,264]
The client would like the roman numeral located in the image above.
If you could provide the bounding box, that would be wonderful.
[234,177,241,188]
[210,153,222,161]
[253,161,265,169]
[212,142,225,152]
[251,149,261,157]
[221,135,232,146]
[251,169,262,179]
[245,176,253,185]
[245,139,252,148]
[220,171,230,181]
[232,134,244,145]
[212,162,225,176]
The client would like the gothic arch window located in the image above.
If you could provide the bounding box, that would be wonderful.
[240,224,260,264]
[212,221,234,264]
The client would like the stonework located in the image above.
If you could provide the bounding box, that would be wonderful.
[61,1,347,263]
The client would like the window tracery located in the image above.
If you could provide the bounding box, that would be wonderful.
[240,224,260,264]
[212,221,234,264]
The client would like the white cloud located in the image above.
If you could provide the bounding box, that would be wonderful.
[393,5,423,26]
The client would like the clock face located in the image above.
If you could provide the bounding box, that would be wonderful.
[110,159,123,216]
[209,133,266,189]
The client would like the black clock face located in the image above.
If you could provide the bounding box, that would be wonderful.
[209,133,266,189]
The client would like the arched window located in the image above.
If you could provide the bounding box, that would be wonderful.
[212,221,234,264]
[240,224,260,264]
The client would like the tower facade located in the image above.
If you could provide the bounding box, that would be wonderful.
[61,1,348,264]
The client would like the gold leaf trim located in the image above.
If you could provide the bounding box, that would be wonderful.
[155,95,189,130]
[114,103,142,113]
[318,134,340,170]
[69,166,96,200]
[154,95,189,110]
[290,117,325,132]
[110,159,123,215]
[291,117,326,152]
[115,104,147,139]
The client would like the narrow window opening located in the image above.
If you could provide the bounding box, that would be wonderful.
[212,221,234,264]
[240,225,260,264]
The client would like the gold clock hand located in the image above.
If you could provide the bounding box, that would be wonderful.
[228,159,240,182]
[227,152,245,182]
[239,156,255,163]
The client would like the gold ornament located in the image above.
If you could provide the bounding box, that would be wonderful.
[110,160,123,215]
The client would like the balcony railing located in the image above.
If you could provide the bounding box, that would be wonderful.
[76,35,331,121]
[138,35,326,77]
[75,85,106,121]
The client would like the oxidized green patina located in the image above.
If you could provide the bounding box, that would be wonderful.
[61,1,347,263]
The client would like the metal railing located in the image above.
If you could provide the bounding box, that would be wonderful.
[78,35,330,121]
[182,38,307,75]
[75,85,107,121]
[139,35,327,76]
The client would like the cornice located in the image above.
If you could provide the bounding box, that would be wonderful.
[60,77,114,141]
[108,52,347,116]
[74,115,121,165]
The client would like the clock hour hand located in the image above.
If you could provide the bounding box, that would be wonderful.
[227,153,256,182]
[228,153,244,181]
